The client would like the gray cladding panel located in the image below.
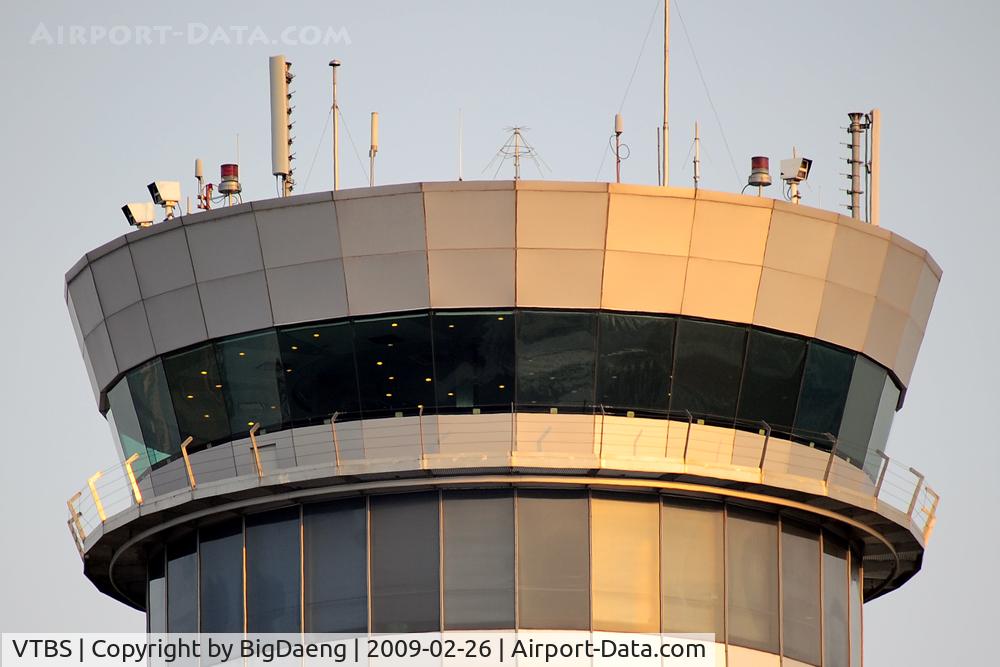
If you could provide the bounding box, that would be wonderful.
[129,227,196,298]
[255,201,341,268]
[67,267,104,336]
[266,259,349,325]
[90,246,141,316]
[143,285,208,355]
[198,270,274,338]
[84,322,119,391]
[186,213,264,282]
[105,301,155,371]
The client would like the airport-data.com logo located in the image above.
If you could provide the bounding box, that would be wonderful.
[28,23,352,47]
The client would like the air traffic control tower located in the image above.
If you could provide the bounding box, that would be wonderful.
[65,180,940,666]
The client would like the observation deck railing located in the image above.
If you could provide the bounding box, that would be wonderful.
[65,406,938,558]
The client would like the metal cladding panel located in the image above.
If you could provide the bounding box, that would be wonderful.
[90,245,141,316]
[83,322,118,392]
[129,227,196,298]
[255,201,341,268]
[142,285,208,355]
[185,213,264,282]
[67,266,104,336]
[104,301,155,371]
[65,182,941,406]
[198,271,273,338]
[266,259,349,324]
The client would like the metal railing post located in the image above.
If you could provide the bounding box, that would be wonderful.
[180,436,196,489]
[123,453,144,505]
[906,467,926,518]
[248,423,264,479]
[822,434,838,489]
[682,410,693,462]
[757,421,771,470]
[598,404,606,459]
[418,405,426,462]
[87,471,107,522]
[330,411,341,469]
[67,492,85,542]
[922,486,940,542]
[67,518,85,558]
[873,449,890,498]
[510,403,516,459]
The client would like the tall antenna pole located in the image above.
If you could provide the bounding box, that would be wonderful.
[662,0,670,186]
[693,121,700,190]
[329,60,341,191]
[369,112,379,188]
[848,112,865,219]
[513,128,521,181]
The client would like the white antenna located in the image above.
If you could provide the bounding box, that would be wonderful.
[369,112,379,187]
[693,121,701,190]
[329,60,341,190]
[662,0,670,186]
[458,109,464,181]
[847,112,867,219]
[269,55,294,196]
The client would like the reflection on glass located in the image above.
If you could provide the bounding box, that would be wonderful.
[591,493,659,632]
[824,537,850,667]
[661,499,724,637]
[727,508,779,652]
[279,323,359,424]
[166,533,197,633]
[597,313,674,413]
[738,330,806,431]
[162,344,229,446]
[199,520,243,634]
[794,342,855,449]
[517,490,590,629]
[517,311,597,408]
[128,360,181,465]
[108,380,150,474]
[850,551,863,667]
[147,547,166,633]
[671,320,746,423]
[246,508,301,632]
[838,357,887,466]
[354,315,433,417]
[434,312,514,411]
[216,332,287,434]
[304,498,367,633]
[370,493,439,632]
[781,522,821,665]
[864,375,900,479]
[443,491,515,629]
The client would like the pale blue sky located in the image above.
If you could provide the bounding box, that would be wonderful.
[1,1,997,663]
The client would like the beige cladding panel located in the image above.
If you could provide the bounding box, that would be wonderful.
[67,182,939,404]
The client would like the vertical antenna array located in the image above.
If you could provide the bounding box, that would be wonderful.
[847,112,867,219]
[269,55,295,196]
[329,60,341,191]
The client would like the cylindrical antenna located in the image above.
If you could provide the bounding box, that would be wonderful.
[614,113,624,184]
[848,112,866,219]
[662,0,670,186]
[194,158,204,182]
[693,122,701,190]
[369,111,379,188]
[330,60,341,191]
[268,55,291,182]
[869,108,881,226]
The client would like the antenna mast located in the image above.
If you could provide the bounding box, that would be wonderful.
[330,60,341,190]
[369,112,379,187]
[847,112,867,219]
[693,121,700,190]
[269,55,294,197]
[662,0,670,186]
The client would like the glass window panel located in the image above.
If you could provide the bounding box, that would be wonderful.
[128,361,181,466]
[670,320,747,423]
[838,357,886,467]
[166,533,198,633]
[864,376,900,479]
[443,491,515,629]
[304,498,367,633]
[517,490,590,629]
[823,536,850,667]
[246,507,301,633]
[794,342,855,449]
[108,379,150,474]
[737,330,806,432]
[781,521,821,665]
[596,313,674,414]
[216,331,287,434]
[726,508,779,653]
[850,551,863,667]
[591,494,659,632]
[162,344,230,446]
[147,547,166,634]
[279,322,360,424]
[370,493,440,633]
[433,312,515,412]
[661,499,724,637]
[516,311,597,409]
[199,520,244,634]
[354,315,434,417]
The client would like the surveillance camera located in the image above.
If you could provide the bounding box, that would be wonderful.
[147,180,181,206]
[122,202,156,228]
[780,157,812,183]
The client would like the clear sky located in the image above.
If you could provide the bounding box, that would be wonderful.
[1,1,997,663]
